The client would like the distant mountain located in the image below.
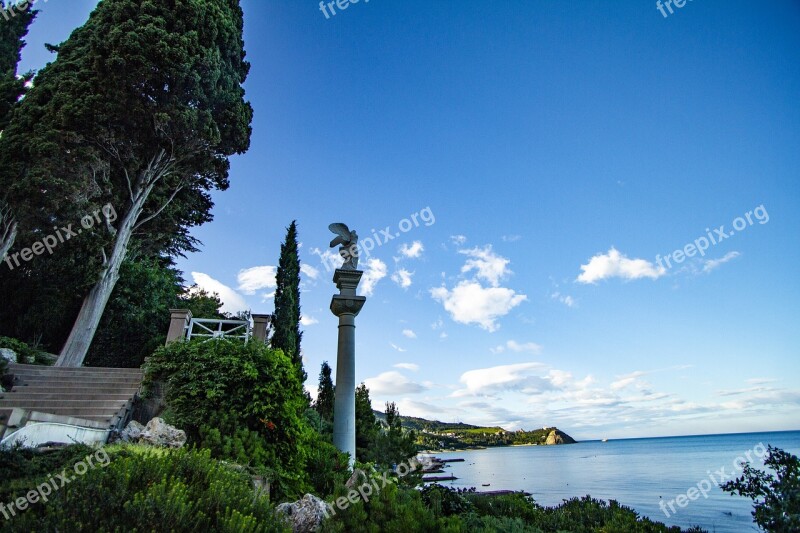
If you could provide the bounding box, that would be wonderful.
[373,410,576,450]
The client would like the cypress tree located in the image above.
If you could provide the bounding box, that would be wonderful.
[315,361,335,422]
[271,221,305,382]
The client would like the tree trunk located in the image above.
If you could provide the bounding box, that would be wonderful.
[55,164,162,367]
[0,218,17,265]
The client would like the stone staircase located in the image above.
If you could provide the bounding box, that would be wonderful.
[0,363,144,442]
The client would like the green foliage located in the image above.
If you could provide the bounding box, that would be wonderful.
[0,335,50,365]
[0,443,98,499]
[315,361,335,423]
[355,383,381,463]
[271,221,305,383]
[303,433,351,499]
[420,484,475,517]
[144,339,308,495]
[0,0,254,364]
[320,477,462,533]
[0,445,288,532]
[143,338,347,501]
[0,0,36,131]
[721,445,800,532]
[182,285,227,320]
[373,401,418,468]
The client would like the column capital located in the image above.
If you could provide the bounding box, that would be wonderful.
[330,295,366,317]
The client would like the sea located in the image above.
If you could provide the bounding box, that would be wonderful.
[427,430,800,533]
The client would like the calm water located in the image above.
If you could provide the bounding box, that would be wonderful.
[429,430,800,533]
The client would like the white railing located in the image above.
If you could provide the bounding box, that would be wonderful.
[186,318,250,342]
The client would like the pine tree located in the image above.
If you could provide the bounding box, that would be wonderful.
[271,221,305,382]
[355,382,380,463]
[380,401,417,466]
[0,0,253,366]
[314,361,335,422]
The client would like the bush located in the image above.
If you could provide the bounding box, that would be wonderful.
[0,336,50,365]
[722,445,800,532]
[144,339,346,501]
[420,484,474,517]
[320,478,462,533]
[0,445,288,532]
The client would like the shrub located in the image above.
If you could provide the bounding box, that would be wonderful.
[420,484,474,517]
[722,445,800,532]
[0,336,50,365]
[320,478,462,533]
[0,445,288,532]
[144,339,340,501]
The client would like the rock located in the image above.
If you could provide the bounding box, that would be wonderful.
[139,417,186,448]
[0,348,16,364]
[120,420,146,442]
[544,429,576,445]
[276,493,329,533]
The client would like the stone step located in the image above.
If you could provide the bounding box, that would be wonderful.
[0,408,13,423]
[0,399,129,409]
[11,376,145,386]
[0,392,136,401]
[1,406,124,419]
[9,363,144,375]
[9,370,144,380]
[5,386,141,396]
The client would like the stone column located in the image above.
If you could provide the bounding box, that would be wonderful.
[330,269,366,467]
[251,314,271,343]
[165,309,192,345]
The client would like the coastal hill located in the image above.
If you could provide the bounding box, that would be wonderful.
[374,410,576,450]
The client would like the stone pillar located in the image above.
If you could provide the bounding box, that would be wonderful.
[251,314,271,343]
[165,309,192,345]
[330,269,366,467]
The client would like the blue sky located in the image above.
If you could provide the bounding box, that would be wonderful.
[19,0,800,440]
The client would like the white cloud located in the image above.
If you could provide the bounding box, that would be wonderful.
[190,272,248,315]
[577,247,666,284]
[300,315,319,326]
[551,292,576,307]
[506,340,542,354]
[459,245,512,287]
[703,251,741,273]
[439,332,448,339]
[402,329,417,339]
[360,258,387,296]
[310,247,344,272]
[502,235,522,242]
[431,318,444,330]
[610,371,647,391]
[431,280,527,332]
[236,266,277,295]
[399,241,424,259]
[450,235,467,245]
[394,363,420,372]
[390,343,407,352]
[491,340,542,354]
[454,362,551,397]
[365,371,428,395]
[301,264,320,280]
[391,268,414,289]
